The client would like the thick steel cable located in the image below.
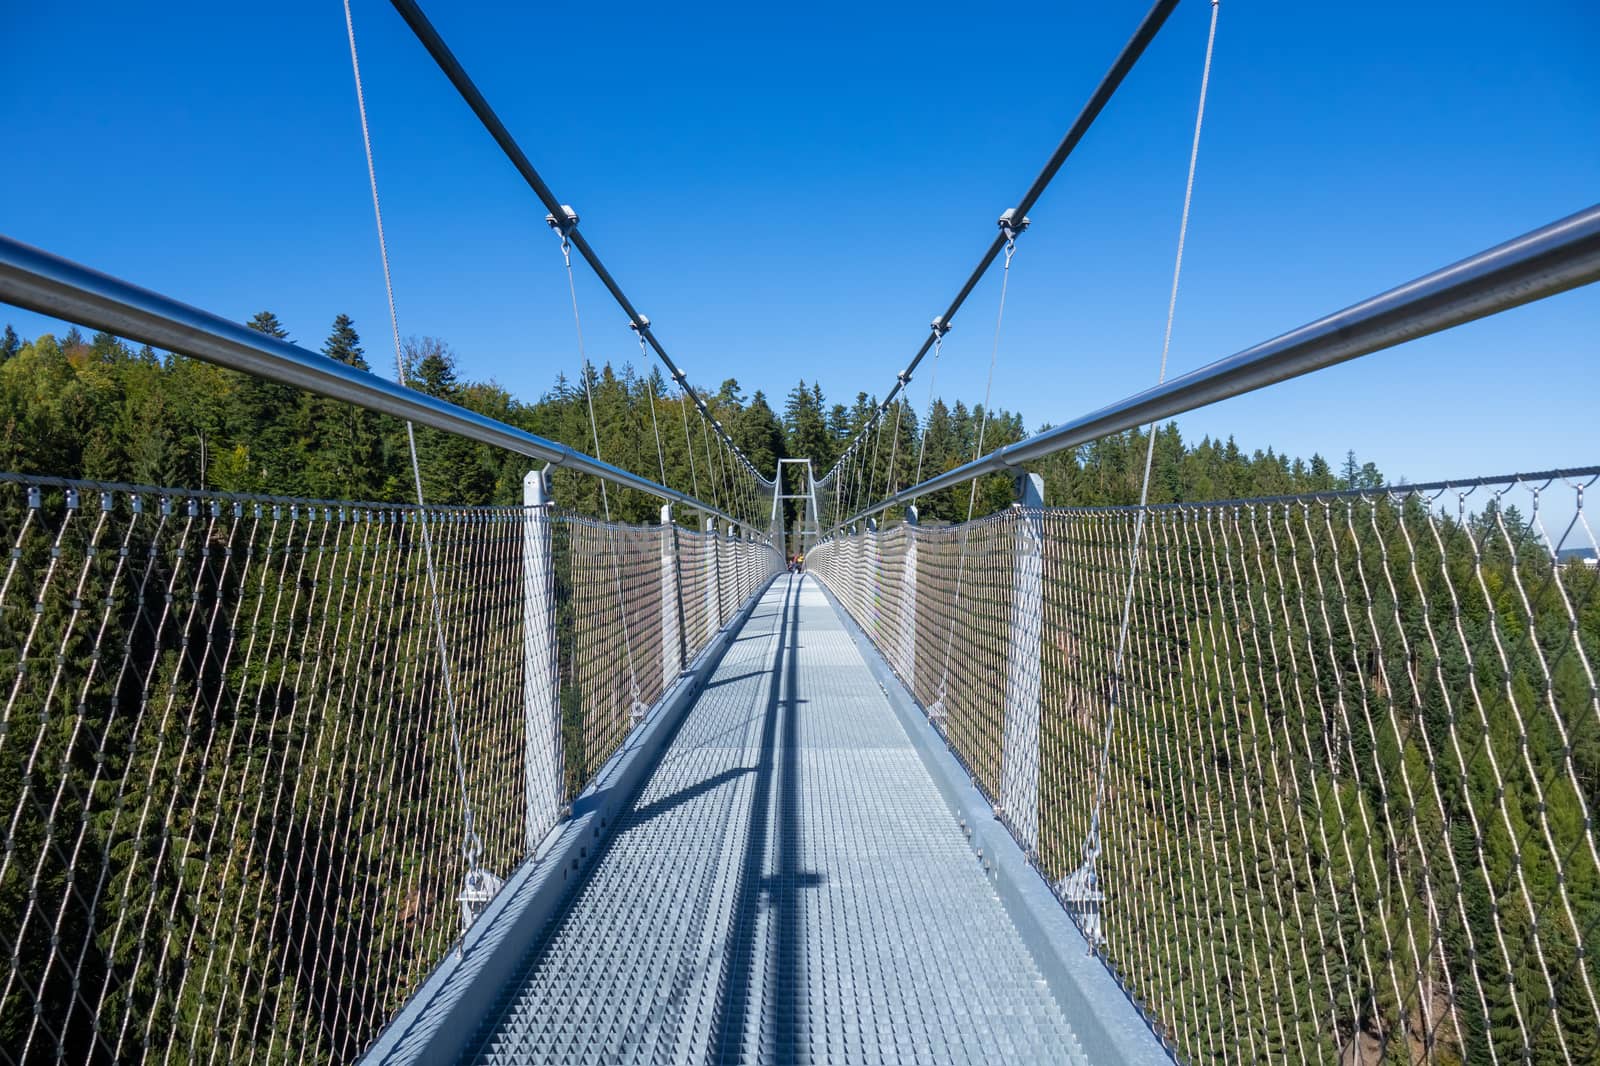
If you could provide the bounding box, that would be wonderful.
[1081,0,1220,884]
[383,0,767,490]
[813,0,1184,497]
[344,0,481,874]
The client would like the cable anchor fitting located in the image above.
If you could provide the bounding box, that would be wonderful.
[546,205,580,255]
[930,316,951,338]
[545,204,580,235]
[998,209,1030,252]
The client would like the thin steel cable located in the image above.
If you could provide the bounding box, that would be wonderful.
[886,393,906,498]
[914,329,944,488]
[679,382,701,501]
[1081,0,1219,872]
[556,233,643,709]
[934,229,1020,705]
[637,331,669,489]
[343,0,480,872]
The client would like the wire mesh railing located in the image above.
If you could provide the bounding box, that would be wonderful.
[807,469,1600,1065]
[0,472,780,1066]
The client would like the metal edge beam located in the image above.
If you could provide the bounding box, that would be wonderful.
[833,201,1600,529]
[0,234,757,530]
[811,574,1176,1065]
[358,570,780,1066]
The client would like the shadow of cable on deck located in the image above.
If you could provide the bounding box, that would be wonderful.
[709,574,826,1065]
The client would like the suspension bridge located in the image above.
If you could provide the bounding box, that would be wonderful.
[2,0,1598,1063]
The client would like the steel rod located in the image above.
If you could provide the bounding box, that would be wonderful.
[830,201,1600,528]
[0,234,753,528]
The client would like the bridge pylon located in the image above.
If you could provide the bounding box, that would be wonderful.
[771,457,820,561]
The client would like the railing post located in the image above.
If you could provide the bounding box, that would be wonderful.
[704,515,721,639]
[523,468,562,853]
[899,506,918,688]
[1001,472,1044,857]
[865,517,881,639]
[660,503,683,685]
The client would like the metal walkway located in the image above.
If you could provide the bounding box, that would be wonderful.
[468,576,1089,1065]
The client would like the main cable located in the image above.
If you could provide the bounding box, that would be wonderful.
[814,0,1183,508]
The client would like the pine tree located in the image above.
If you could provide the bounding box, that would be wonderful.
[233,310,304,492]
[323,313,369,370]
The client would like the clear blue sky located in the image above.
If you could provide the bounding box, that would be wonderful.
[2,0,1596,492]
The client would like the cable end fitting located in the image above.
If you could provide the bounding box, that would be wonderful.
[545,205,580,236]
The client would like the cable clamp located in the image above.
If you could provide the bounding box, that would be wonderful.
[545,204,580,237]
[997,208,1030,237]
[629,315,651,333]
[930,316,951,337]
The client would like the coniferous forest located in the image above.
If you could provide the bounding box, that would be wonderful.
[0,315,1384,523]
[1,312,1594,1065]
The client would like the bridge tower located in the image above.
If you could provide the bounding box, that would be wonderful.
[771,457,820,561]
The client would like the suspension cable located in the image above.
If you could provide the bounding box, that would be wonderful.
[634,325,669,488]
[913,324,947,488]
[935,223,1022,703]
[678,378,701,501]
[885,382,907,498]
[343,0,481,877]
[554,223,643,709]
[812,0,1183,504]
[384,0,768,490]
[1081,0,1221,886]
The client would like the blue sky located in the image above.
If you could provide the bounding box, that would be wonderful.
[2,0,1596,494]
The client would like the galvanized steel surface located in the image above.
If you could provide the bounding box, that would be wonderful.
[0,474,780,1065]
[808,471,1600,1064]
[469,577,1089,1065]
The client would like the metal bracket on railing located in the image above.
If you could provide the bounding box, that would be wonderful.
[1056,859,1106,948]
[458,865,506,934]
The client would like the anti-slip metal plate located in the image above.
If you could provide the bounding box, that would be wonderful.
[469,578,1088,1065]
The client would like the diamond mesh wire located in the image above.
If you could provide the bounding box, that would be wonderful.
[808,471,1600,1065]
[0,474,780,1065]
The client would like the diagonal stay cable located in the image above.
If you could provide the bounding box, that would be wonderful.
[344,0,484,885]
[1080,0,1221,891]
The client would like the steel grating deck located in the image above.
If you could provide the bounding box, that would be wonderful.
[468,576,1089,1065]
